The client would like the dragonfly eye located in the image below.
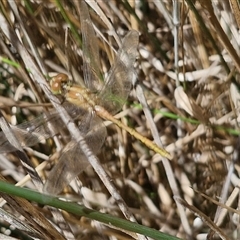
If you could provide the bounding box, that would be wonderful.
[50,73,70,95]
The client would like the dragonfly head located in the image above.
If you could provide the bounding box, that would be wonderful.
[50,73,71,95]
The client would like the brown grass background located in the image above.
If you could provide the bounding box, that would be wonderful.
[0,0,240,239]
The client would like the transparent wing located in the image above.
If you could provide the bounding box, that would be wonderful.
[0,103,87,153]
[99,30,139,114]
[80,1,103,92]
[43,141,90,195]
[44,115,106,195]
[0,113,61,153]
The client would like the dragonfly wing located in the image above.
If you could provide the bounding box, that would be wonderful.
[99,30,139,114]
[44,115,106,195]
[0,102,92,153]
[43,142,90,195]
[80,1,103,92]
[0,113,64,153]
[117,30,139,68]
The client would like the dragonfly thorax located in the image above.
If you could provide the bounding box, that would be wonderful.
[65,84,97,109]
[50,73,98,110]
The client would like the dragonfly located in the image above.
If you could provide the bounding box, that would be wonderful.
[0,1,171,194]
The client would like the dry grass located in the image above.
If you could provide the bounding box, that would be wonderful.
[0,0,240,239]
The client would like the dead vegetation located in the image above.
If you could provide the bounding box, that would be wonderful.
[0,0,240,239]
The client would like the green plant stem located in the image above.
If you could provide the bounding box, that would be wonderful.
[0,181,181,240]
